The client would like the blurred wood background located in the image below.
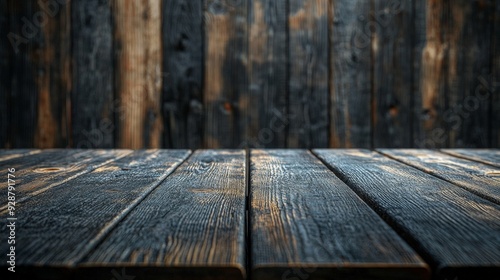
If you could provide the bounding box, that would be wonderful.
[1,0,499,149]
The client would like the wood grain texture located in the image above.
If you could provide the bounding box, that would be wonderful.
[114,0,163,149]
[246,0,287,148]
[445,0,494,148]
[0,150,190,278]
[81,150,246,280]
[372,0,412,148]
[378,149,500,204]
[0,149,40,162]
[250,150,428,280]
[314,149,500,280]
[72,0,114,148]
[32,0,71,149]
[329,0,372,148]
[288,0,329,148]
[163,0,204,149]
[203,0,248,148]
[413,0,447,148]
[0,149,133,209]
[440,149,500,168]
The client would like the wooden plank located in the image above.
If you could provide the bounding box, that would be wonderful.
[113,0,163,149]
[71,0,114,148]
[246,0,287,148]
[412,0,447,148]
[445,0,494,148]
[440,149,500,168]
[250,150,429,280]
[32,0,71,148]
[0,149,40,162]
[162,0,204,149]
[0,150,190,279]
[492,1,500,148]
[0,149,133,208]
[372,0,412,147]
[79,150,246,280]
[329,0,372,148]
[314,149,500,280]
[287,0,329,148]
[0,0,10,148]
[7,0,38,148]
[203,0,248,148]
[378,149,500,204]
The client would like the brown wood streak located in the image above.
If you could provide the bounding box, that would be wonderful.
[114,0,163,149]
[288,0,329,148]
[203,0,248,148]
[415,0,446,148]
[329,0,371,148]
[33,0,71,148]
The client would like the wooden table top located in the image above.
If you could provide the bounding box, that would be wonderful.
[0,149,499,280]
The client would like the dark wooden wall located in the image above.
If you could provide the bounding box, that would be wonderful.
[1,0,499,149]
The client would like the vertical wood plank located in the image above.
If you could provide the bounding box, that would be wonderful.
[0,0,10,148]
[492,1,500,148]
[162,0,204,149]
[372,0,412,147]
[32,0,71,148]
[413,0,447,148]
[114,0,163,149]
[72,0,114,148]
[288,0,329,148]
[247,0,287,148]
[7,1,39,148]
[203,0,248,148]
[446,0,494,148]
[329,0,372,148]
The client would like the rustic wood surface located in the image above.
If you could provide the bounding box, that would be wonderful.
[250,150,428,280]
[0,149,498,280]
[440,149,500,168]
[81,150,247,280]
[0,150,190,279]
[2,0,498,149]
[314,149,500,280]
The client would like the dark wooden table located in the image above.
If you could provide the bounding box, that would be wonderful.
[1,149,499,280]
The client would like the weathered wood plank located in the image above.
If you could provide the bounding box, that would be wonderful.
[114,0,163,149]
[246,0,287,148]
[0,150,190,279]
[0,149,40,162]
[412,0,447,148]
[378,149,500,205]
[0,149,133,209]
[373,0,412,147]
[288,0,329,148]
[314,149,500,280]
[440,149,500,168]
[492,1,500,148]
[162,0,204,149]
[72,0,114,148]
[250,150,428,280]
[445,0,494,148]
[80,150,246,280]
[329,0,372,148]
[203,0,248,148]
